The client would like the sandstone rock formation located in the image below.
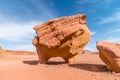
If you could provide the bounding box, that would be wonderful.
[96,41,120,73]
[81,50,98,54]
[0,46,7,54]
[32,14,90,64]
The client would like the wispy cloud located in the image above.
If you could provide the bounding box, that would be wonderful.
[105,38,120,43]
[9,44,35,51]
[0,21,39,41]
[75,0,116,11]
[30,0,56,19]
[77,0,117,7]
[0,14,41,50]
[90,31,96,36]
[0,0,56,51]
[112,29,120,33]
[98,11,120,24]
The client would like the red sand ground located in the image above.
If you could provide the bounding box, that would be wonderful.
[0,51,120,80]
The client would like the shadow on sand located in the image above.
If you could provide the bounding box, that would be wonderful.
[69,63,106,72]
[46,61,67,65]
[22,60,106,72]
[22,60,67,65]
[22,60,39,65]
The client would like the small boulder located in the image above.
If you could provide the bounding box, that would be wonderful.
[96,41,120,73]
[32,14,90,64]
[0,46,7,54]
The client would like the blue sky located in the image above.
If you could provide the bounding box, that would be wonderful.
[0,0,120,51]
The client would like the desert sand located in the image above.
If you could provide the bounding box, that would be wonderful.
[0,50,120,80]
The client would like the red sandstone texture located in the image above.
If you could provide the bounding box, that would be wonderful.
[33,14,87,47]
[97,41,120,73]
[32,14,90,63]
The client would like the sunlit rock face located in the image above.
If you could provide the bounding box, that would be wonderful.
[32,14,90,64]
[97,41,120,73]
[0,46,7,54]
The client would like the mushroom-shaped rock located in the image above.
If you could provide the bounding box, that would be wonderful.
[32,14,90,64]
[0,46,7,54]
[96,41,120,73]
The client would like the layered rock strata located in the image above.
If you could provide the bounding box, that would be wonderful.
[32,14,90,64]
[97,41,120,73]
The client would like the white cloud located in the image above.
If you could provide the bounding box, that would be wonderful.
[0,14,41,51]
[9,44,35,51]
[76,0,115,8]
[0,19,40,41]
[30,0,56,19]
[90,31,96,36]
[105,38,120,43]
[112,29,120,33]
[0,0,57,51]
[98,11,120,24]
[0,0,55,42]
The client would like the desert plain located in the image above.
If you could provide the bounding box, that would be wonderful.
[0,50,120,80]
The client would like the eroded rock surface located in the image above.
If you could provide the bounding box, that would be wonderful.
[96,41,120,73]
[32,14,90,64]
